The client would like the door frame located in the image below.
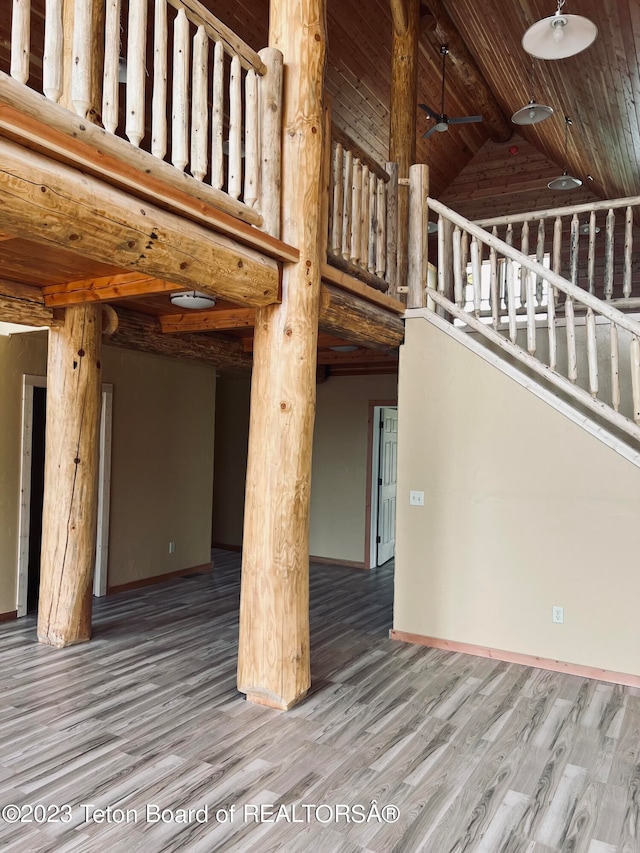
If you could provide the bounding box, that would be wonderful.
[16,375,113,616]
[365,398,398,570]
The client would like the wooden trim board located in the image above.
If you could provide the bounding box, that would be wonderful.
[310,555,367,570]
[390,629,640,689]
[0,610,18,623]
[107,562,213,594]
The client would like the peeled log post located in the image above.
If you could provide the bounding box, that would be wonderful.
[125,0,147,144]
[38,304,102,647]
[257,48,284,238]
[44,0,64,102]
[390,0,419,291]
[407,163,428,308]
[238,0,327,711]
[191,26,209,182]
[11,0,31,84]
[151,0,168,159]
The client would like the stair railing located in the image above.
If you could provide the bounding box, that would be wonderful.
[426,196,640,444]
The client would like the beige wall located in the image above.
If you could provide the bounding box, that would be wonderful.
[0,331,215,612]
[212,372,398,564]
[395,317,640,676]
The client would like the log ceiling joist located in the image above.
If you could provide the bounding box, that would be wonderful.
[160,308,257,333]
[421,0,511,144]
[319,283,405,350]
[0,137,280,309]
[42,273,182,307]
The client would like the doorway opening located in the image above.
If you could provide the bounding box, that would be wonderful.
[366,401,398,568]
[16,375,113,617]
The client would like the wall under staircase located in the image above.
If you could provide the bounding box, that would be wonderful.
[393,315,640,681]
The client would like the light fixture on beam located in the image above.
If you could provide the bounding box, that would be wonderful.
[170,291,217,310]
[523,0,597,60]
[548,116,582,191]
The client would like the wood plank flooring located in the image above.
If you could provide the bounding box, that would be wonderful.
[0,549,638,852]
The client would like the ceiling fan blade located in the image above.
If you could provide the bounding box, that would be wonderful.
[422,125,441,139]
[447,115,483,125]
[418,103,440,121]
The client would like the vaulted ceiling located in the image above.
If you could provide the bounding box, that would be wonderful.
[206,0,639,208]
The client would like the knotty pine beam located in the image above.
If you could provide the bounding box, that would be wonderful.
[0,280,60,326]
[43,273,182,307]
[0,138,280,308]
[423,0,511,144]
[319,284,405,350]
[390,0,420,296]
[238,0,327,711]
[390,0,409,36]
[159,308,256,334]
[38,304,102,647]
[108,307,252,371]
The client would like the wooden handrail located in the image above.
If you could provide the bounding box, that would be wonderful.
[474,195,640,228]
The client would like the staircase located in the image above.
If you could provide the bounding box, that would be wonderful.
[411,196,640,467]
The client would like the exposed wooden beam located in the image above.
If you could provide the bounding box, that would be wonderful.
[159,307,256,334]
[422,0,512,144]
[317,348,399,365]
[238,0,327,711]
[320,263,405,313]
[43,273,182,307]
[38,304,102,647]
[319,283,405,350]
[107,307,252,371]
[390,0,409,36]
[0,137,280,307]
[390,0,420,296]
[0,280,59,326]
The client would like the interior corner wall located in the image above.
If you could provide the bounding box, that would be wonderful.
[0,331,216,612]
[394,317,640,677]
[211,372,398,564]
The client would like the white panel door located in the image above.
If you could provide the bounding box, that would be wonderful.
[377,407,398,565]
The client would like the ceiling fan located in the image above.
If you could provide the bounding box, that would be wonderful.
[419,46,483,138]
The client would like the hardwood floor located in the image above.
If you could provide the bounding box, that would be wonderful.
[0,549,638,852]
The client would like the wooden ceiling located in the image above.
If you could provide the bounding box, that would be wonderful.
[194,0,639,205]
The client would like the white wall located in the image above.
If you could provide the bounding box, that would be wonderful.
[394,316,640,676]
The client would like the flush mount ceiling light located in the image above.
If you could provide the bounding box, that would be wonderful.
[170,291,217,310]
[523,0,597,60]
[548,116,582,190]
[512,60,554,125]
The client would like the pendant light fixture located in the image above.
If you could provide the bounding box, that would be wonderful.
[548,116,582,191]
[512,60,553,125]
[170,291,217,310]
[523,0,597,60]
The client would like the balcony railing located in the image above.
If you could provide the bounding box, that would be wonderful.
[6,0,282,229]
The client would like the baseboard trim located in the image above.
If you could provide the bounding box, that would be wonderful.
[107,562,213,595]
[0,610,17,623]
[389,629,640,689]
[310,555,367,570]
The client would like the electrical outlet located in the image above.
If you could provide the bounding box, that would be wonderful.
[552,605,564,624]
[409,490,425,506]
[169,541,176,555]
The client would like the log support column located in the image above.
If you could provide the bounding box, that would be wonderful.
[38,304,102,647]
[390,0,419,294]
[237,0,327,709]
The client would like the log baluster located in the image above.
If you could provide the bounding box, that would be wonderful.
[43,0,64,103]
[385,161,398,296]
[604,208,615,299]
[525,270,536,355]
[611,324,620,412]
[151,0,168,159]
[211,41,225,189]
[566,295,577,383]
[71,0,94,118]
[11,0,31,84]
[587,209,596,295]
[257,48,283,237]
[375,177,386,279]
[102,0,121,134]
[452,226,463,308]
[520,220,529,306]
[470,235,481,317]
[350,159,362,264]
[360,164,370,269]
[368,170,377,275]
[244,69,259,205]
[341,150,353,260]
[506,254,516,343]
[535,219,545,305]
[570,213,579,287]
[191,26,209,182]
[228,55,242,200]
[586,308,598,398]
[171,8,189,170]
[331,143,344,255]
[552,215,562,306]
[624,206,633,299]
[489,237,499,329]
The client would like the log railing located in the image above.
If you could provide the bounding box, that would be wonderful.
[427,196,640,443]
[7,0,282,229]
[473,197,640,312]
[327,139,399,294]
